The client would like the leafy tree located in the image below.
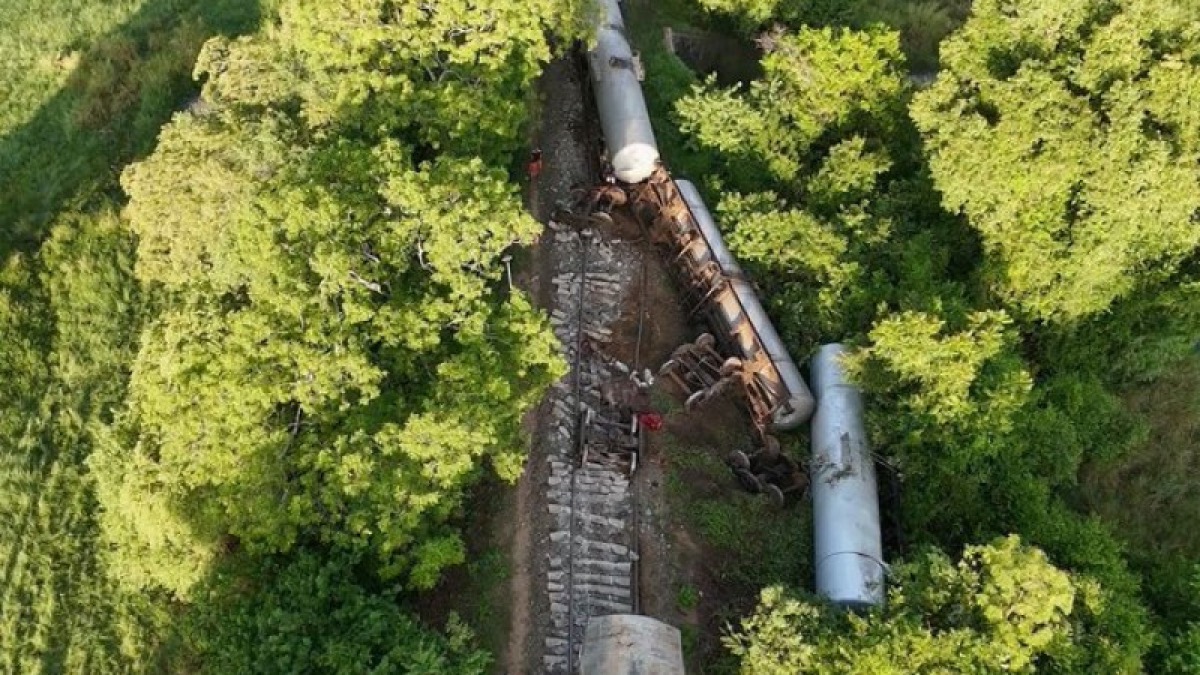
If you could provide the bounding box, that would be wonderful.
[196,0,589,164]
[674,25,966,353]
[666,1,1189,670]
[844,314,1154,673]
[691,0,867,33]
[846,310,1031,442]
[103,0,573,599]
[0,0,584,668]
[690,0,969,71]
[1044,280,1200,384]
[911,0,1200,322]
[1160,568,1200,674]
[185,553,490,674]
[677,26,907,192]
[725,536,1076,674]
[1166,624,1200,675]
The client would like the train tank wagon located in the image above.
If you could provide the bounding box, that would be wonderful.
[809,344,886,608]
[587,0,659,183]
[583,0,882,614]
[674,180,814,430]
[584,0,812,432]
[579,615,685,675]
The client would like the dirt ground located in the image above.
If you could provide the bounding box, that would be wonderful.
[588,189,808,674]
[507,48,604,675]
[419,47,602,675]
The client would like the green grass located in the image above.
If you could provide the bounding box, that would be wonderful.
[0,432,173,673]
[679,623,701,661]
[415,474,521,672]
[662,430,811,587]
[1084,357,1200,560]
[676,583,701,612]
[0,0,269,670]
[1082,356,1200,624]
[0,0,265,256]
[0,212,175,672]
[656,424,811,673]
[462,547,512,653]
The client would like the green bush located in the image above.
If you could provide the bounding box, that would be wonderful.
[186,553,490,674]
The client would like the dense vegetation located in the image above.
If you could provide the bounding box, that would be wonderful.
[4,0,1200,672]
[0,0,579,670]
[107,0,572,598]
[728,536,1078,673]
[667,0,1200,671]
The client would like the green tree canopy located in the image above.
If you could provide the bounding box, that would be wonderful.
[103,0,573,599]
[911,0,1200,322]
[678,27,907,192]
[726,536,1076,674]
[185,553,490,674]
[667,12,1163,671]
[846,309,1031,444]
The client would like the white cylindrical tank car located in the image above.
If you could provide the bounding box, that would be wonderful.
[587,0,660,183]
[810,344,885,608]
[579,614,685,675]
[676,180,815,429]
[586,0,870,613]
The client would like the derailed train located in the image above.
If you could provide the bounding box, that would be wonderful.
[584,0,885,608]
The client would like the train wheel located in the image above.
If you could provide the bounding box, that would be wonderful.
[726,450,751,471]
[760,435,781,461]
[710,377,736,397]
[658,359,678,376]
[734,468,762,493]
[764,483,786,508]
[695,332,715,350]
[684,389,706,411]
[720,357,744,377]
[789,470,810,495]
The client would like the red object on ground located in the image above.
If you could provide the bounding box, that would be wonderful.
[638,412,664,432]
[527,149,543,180]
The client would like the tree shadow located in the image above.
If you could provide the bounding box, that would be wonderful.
[0,1,264,670]
[0,0,265,262]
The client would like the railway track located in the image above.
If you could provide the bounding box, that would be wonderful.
[540,218,646,674]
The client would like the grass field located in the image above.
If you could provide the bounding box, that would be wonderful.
[0,0,264,256]
[0,1,267,670]
[1085,357,1200,560]
[649,408,812,674]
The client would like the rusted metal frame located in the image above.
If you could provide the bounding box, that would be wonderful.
[628,169,792,432]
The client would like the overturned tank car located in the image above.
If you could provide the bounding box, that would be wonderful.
[810,344,886,608]
[583,0,885,611]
